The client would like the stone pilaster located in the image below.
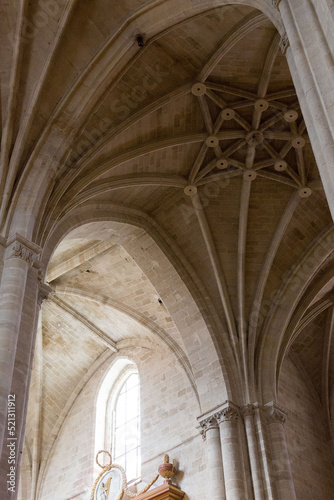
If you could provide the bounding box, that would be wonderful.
[198,415,225,500]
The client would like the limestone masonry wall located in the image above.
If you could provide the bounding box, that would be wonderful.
[38,343,207,500]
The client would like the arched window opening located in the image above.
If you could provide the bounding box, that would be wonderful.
[113,373,141,482]
[95,360,141,484]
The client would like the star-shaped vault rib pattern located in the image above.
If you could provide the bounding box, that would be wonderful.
[187,31,311,199]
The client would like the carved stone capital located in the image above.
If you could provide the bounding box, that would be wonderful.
[280,32,290,55]
[215,403,239,424]
[198,416,219,440]
[197,401,239,439]
[5,234,41,267]
[265,402,287,425]
[272,0,282,11]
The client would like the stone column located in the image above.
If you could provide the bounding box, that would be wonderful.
[0,263,51,500]
[241,405,264,500]
[198,416,225,500]
[217,403,248,500]
[277,0,334,218]
[265,402,296,500]
[0,235,41,454]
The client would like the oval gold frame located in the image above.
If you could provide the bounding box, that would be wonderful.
[90,464,126,500]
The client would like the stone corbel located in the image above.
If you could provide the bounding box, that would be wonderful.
[241,403,255,418]
[264,401,287,425]
[35,262,53,306]
[5,233,41,267]
[37,282,53,306]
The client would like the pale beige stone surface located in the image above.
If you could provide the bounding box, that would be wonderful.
[0,1,334,499]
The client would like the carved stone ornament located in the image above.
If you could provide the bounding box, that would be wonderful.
[280,32,290,55]
[216,405,239,424]
[5,236,41,267]
[241,404,255,418]
[198,416,219,440]
[37,266,46,284]
[265,403,287,425]
[37,282,53,306]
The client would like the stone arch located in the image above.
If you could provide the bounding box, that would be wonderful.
[40,203,237,408]
[257,225,334,403]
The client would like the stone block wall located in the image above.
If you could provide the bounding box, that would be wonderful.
[38,343,207,500]
[30,344,334,500]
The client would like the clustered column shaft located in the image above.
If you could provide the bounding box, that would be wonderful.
[198,401,295,500]
[242,405,264,500]
[217,405,247,500]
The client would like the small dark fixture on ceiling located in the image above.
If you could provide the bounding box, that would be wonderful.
[137,35,144,47]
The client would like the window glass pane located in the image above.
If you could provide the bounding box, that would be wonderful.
[114,372,140,482]
[120,380,127,394]
[115,424,126,458]
[126,373,139,389]
[126,387,139,421]
[116,393,126,427]
[126,418,139,452]
[126,449,138,481]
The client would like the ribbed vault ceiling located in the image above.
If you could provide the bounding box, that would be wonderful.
[1,0,334,486]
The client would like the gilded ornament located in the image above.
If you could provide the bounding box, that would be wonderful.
[91,450,158,500]
[158,454,177,484]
